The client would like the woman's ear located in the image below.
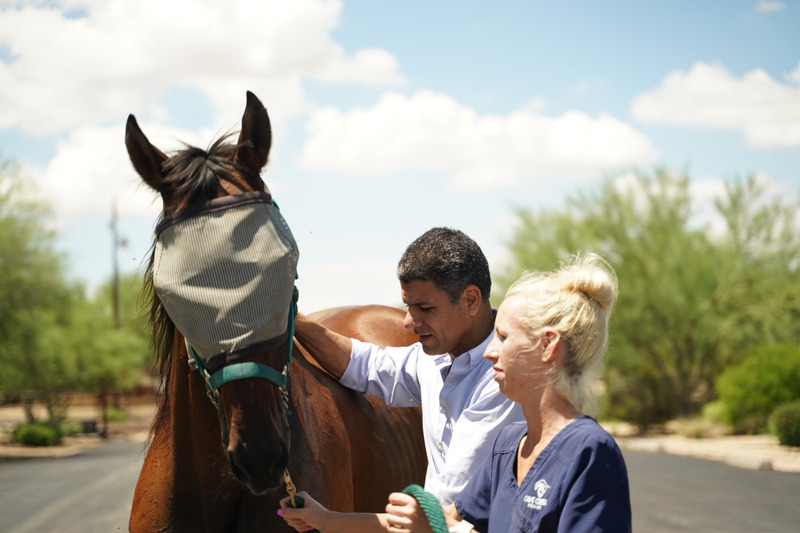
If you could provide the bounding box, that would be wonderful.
[540,329,561,363]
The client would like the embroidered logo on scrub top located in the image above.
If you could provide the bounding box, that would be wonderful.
[524,479,551,510]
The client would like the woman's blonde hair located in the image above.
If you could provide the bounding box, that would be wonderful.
[505,252,618,412]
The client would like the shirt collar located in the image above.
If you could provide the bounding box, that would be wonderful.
[459,330,494,370]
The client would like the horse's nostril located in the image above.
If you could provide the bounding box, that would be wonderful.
[226,441,288,494]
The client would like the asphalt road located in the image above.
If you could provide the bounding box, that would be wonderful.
[623,449,800,532]
[0,440,145,533]
[1,442,799,532]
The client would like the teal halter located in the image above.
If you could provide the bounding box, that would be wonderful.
[154,191,300,412]
[187,285,298,410]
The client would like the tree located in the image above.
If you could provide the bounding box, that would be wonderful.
[71,272,151,393]
[0,159,152,424]
[497,169,800,428]
[0,158,72,417]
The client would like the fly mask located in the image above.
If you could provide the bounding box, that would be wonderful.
[153,190,299,402]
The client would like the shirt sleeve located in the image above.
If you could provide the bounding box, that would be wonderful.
[339,339,423,406]
[436,376,523,504]
[557,437,632,533]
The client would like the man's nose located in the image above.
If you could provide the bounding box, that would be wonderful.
[403,311,419,329]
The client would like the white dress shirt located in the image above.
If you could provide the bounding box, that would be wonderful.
[340,333,524,505]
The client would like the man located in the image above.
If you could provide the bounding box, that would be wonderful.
[280,227,523,533]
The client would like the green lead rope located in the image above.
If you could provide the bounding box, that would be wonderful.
[402,484,448,533]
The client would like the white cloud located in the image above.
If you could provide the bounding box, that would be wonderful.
[299,90,657,190]
[787,61,800,86]
[754,1,786,13]
[314,48,405,86]
[0,0,403,136]
[631,61,800,148]
[28,122,163,219]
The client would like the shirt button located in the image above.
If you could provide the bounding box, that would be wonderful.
[437,443,443,452]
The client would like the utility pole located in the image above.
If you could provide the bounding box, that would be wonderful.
[102,198,126,439]
[111,198,121,329]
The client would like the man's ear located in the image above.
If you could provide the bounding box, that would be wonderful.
[462,285,483,316]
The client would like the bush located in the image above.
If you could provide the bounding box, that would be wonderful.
[715,344,800,433]
[771,401,800,447]
[671,415,731,439]
[13,421,64,446]
[60,419,83,436]
[701,400,728,425]
[104,406,128,422]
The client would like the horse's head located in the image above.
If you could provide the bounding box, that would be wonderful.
[125,91,298,494]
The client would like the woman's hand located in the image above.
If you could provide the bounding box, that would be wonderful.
[385,492,435,533]
[279,491,328,532]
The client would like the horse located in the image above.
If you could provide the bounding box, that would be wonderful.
[125,91,427,532]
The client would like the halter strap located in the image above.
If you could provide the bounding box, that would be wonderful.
[155,190,273,235]
[187,284,299,409]
[178,193,299,409]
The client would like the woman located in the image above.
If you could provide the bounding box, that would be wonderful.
[385,252,631,533]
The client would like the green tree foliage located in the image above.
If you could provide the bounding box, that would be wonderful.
[0,159,72,411]
[67,274,150,393]
[497,169,800,429]
[0,159,151,421]
[715,344,800,432]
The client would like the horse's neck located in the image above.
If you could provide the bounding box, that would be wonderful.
[131,348,261,532]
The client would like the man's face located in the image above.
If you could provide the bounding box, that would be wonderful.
[400,280,473,357]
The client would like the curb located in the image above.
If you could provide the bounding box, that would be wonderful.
[0,433,146,462]
[616,435,800,473]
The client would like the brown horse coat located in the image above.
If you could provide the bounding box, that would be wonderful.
[126,92,427,532]
[129,305,427,532]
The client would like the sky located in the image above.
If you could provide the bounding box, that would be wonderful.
[1,0,798,314]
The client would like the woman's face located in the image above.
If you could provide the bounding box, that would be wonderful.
[484,295,548,402]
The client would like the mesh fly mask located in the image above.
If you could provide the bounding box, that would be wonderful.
[153,190,299,402]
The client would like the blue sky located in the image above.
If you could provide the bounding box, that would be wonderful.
[1,0,798,313]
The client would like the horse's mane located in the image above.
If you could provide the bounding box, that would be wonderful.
[141,259,176,440]
[141,133,252,439]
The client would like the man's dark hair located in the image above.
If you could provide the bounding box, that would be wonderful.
[397,227,491,304]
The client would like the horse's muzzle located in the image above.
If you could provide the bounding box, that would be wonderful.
[227,439,290,494]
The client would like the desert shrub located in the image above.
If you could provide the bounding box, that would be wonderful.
[770,401,800,447]
[701,400,728,425]
[671,415,731,439]
[60,419,83,436]
[13,421,64,446]
[715,344,800,433]
[105,406,128,422]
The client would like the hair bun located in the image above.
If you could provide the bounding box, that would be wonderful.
[563,253,618,312]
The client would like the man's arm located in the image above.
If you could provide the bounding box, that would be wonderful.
[295,313,353,379]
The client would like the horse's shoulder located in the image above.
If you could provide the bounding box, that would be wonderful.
[308,305,413,348]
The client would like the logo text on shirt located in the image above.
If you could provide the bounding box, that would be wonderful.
[524,479,551,510]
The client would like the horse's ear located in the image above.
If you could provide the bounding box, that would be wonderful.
[235,91,272,174]
[125,114,168,192]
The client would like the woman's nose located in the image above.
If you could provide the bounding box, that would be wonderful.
[484,342,499,361]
